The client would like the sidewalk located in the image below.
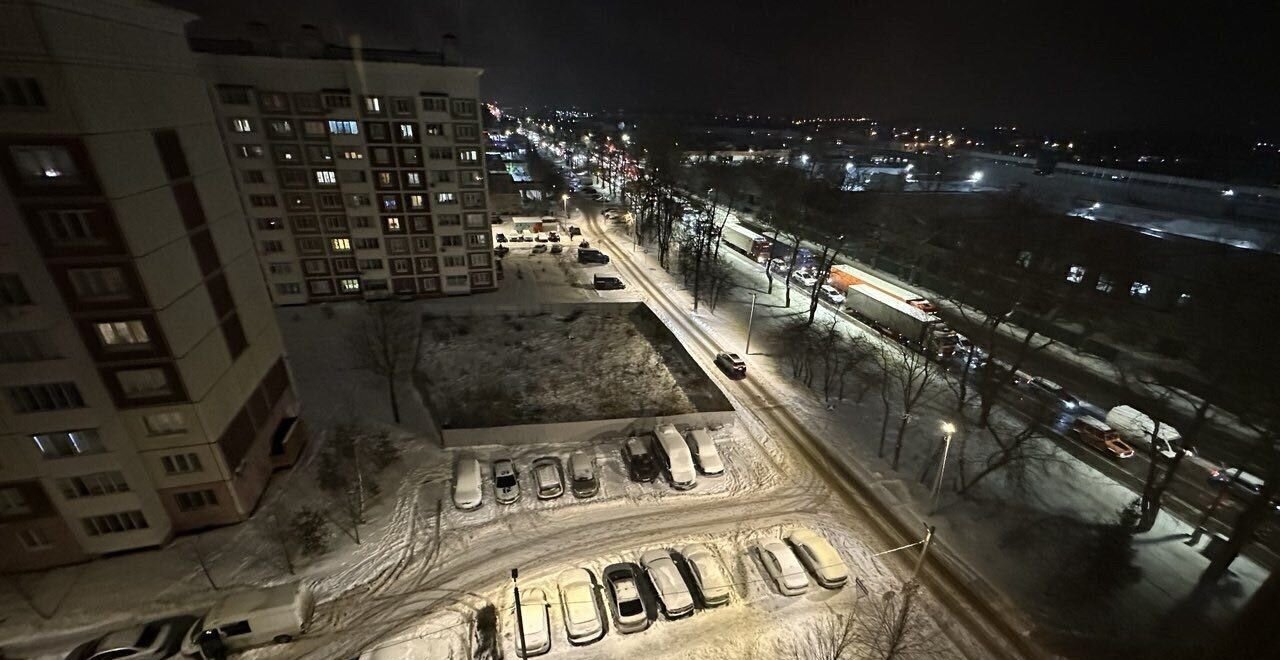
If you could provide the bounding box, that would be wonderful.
[594,214,1266,660]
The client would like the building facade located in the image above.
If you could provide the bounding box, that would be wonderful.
[193,39,497,304]
[0,0,302,572]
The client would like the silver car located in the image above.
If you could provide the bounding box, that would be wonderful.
[492,459,520,504]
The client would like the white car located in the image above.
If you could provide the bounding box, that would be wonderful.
[452,456,483,510]
[685,428,724,476]
[640,549,695,618]
[493,459,520,504]
[68,617,193,660]
[557,568,605,645]
[819,284,845,305]
[790,270,818,288]
[786,529,849,589]
[654,424,697,490]
[680,543,731,606]
[756,539,809,596]
[515,587,550,657]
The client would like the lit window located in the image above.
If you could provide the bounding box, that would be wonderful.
[231,118,253,133]
[1096,274,1114,294]
[144,411,186,435]
[315,170,337,185]
[436,192,456,204]
[1129,281,1151,299]
[328,120,359,135]
[341,149,364,160]
[31,429,103,458]
[399,124,415,139]
[364,97,382,113]
[1065,265,1085,284]
[386,217,402,231]
[9,145,79,184]
[116,368,172,398]
[331,238,352,252]
[456,149,479,162]
[406,172,422,186]
[94,320,150,347]
[339,278,360,293]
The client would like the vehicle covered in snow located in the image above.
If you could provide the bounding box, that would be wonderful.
[515,587,551,657]
[67,616,194,660]
[641,549,695,618]
[569,450,599,498]
[680,543,732,606]
[603,563,652,633]
[654,424,697,490]
[493,459,521,504]
[755,538,809,596]
[557,568,605,645]
[1105,405,1187,459]
[686,427,724,476]
[452,456,483,510]
[786,529,848,589]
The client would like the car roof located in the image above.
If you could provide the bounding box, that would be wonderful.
[688,428,715,451]
[626,436,651,454]
[1076,416,1112,432]
[207,583,303,623]
[789,530,843,568]
[614,578,639,600]
[569,452,595,478]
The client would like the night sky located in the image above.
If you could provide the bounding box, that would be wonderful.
[163,0,1279,135]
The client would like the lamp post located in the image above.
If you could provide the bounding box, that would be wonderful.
[511,568,526,658]
[911,524,936,581]
[930,422,956,515]
[561,193,569,220]
[745,292,758,355]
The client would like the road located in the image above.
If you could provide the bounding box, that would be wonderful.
[576,200,1039,659]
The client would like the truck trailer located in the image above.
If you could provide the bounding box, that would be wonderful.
[721,223,772,263]
[844,283,957,357]
[827,264,937,312]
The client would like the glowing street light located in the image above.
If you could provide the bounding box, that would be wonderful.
[561,193,569,218]
[621,132,631,144]
[969,171,984,184]
[930,422,957,515]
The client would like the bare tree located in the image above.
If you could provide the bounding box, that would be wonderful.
[776,610,859,660]
[316,425,384,544]
[348,302,423,424]
[956,404,1063,495]
[876,343,941,470]
[853,581,949,660]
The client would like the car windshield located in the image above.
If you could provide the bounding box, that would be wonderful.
[495,474,517,488]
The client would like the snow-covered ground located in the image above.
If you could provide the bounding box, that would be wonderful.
[0,264,977,660]
[583,205,1267,659]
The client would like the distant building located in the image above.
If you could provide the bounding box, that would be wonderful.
[1,0,302,572]
[192,31,497,304]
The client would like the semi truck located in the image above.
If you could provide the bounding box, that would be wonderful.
[721,223,772,263]
[827,264,937,312]
[844,283,957,357]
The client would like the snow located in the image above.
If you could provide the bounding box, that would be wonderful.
[586,210,1267,657]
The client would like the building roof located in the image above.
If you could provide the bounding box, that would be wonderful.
[189,37,449,66]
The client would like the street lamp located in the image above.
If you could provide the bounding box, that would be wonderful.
[511,568,527,657]
[930,422,956,515]
[561,193,569,220]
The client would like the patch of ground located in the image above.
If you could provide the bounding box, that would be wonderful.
[416,303,729,428]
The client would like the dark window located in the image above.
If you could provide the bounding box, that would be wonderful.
[172,182,208,230]
[152,130,189,180]
[220,621,252,637]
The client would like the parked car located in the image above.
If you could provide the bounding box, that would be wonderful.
[557,568,605,645]
[654,424,697,490]
[818,284,845,305]
[593,274,625,290]
[624,435,659,483]
[1208,468,1280,512]
[603,564,651,633]
[535,232,548,242]
[680,543,731,607]
[786,529,849,589]
[568,225,582,237]
[578,248,610,264]
[755,539,809,596]
[182,583,313,658]
[531,457,564,500]
[769,257,788,273]
[685,428,724,476]
[568,450,599,498]
[532,243,548,254]
[714,352,747,378]
[452,456,483,510]
[548,231,561,242]
[790,270,818,288]
[1026,377,1079,410]
[550,243,563,254]
[1106,405,1189,459]
[68,616,194,660]
[640,550,695,618]
[1071,417,1135,459]
[496,233,508,243]
[515,587,551,657]
[493,459,521,504]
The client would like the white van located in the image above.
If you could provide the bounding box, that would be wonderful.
[453,456,483,510]
[654,424,697,490]
[182,582,313,658]
[1105,405,1186,459]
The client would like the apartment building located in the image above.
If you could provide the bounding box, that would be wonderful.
[0,0,302,572]
[192,36,498,305]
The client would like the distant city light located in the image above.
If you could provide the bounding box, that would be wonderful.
[969,171,984,183]
[1222,188,1235,197]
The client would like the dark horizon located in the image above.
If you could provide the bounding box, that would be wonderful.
[163,0,1280,137]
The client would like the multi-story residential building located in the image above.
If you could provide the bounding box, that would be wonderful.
[192,36,497,304]
[0,0,303,572]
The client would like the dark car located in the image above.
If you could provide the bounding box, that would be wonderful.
[494,245,510,257]
[568,225,582,237]
[602,563,653,634]
[548,231,561,242]
[714,352,747,378]
[1026,377,1079,410]
[578,248,610,264]
[594,275,625,290]
[550,243,564,254]
[495,233,507,243]
[624,435,659,483]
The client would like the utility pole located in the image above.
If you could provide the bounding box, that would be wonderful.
[745,292,758,355]
[1189,470,1240,546]
[930,423,956,515]
[511,568,526,657]
[911,524,935,581]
